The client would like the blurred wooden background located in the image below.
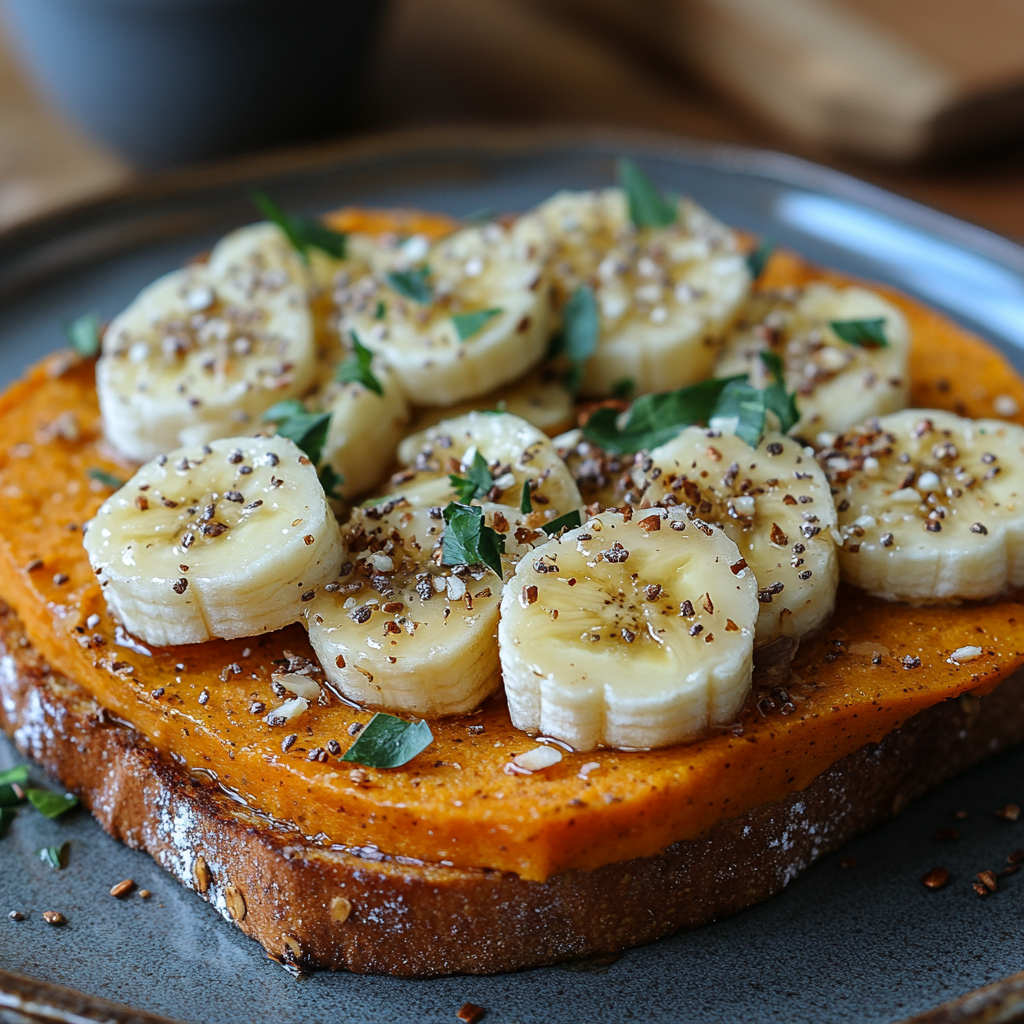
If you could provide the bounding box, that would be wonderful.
[0,0,1022,237]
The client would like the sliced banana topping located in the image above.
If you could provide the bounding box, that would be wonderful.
[821,409,1024,602]
[340,223,550,406]
[83,436,343,646]
[498,507,758,751]
[635,427,838,644]
[715,283,910,439]
[97,224,323,461]
[512,189,750,397]
[393,411,582,517]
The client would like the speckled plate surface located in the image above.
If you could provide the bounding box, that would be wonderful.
[2,127,1024,1024]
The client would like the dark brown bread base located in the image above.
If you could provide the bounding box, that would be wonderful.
[3,602,1023,977]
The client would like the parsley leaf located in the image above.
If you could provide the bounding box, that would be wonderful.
[759,350,800,433]
[746,238,774,280]
[441,502,505,578]
[541,509,582,535]
[251,190,346,262]
[26,789,78,819]
[0,766,28,786]
[558,284,600,392]
[710,379,768,447]
[340,712,433,769]
[336,332,383,396]
[449,451,493,502]
[617,158,677,228]
[88,468,124,490]
[39,842,69,869]
[612,377,635,400]
[374,300,386,319]
[319,464,344,501]
[262,403,332,464]
[829,318,889,348]
[0,806,15,837]
[385,266,433,305]
[66,312,101,357]
[0,782,25,808]
[520,480,533,514]
[452,308,503,341]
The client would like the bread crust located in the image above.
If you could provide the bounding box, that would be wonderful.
[3,599,1023,977]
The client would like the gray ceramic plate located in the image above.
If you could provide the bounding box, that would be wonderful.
[2,127,1024,1024]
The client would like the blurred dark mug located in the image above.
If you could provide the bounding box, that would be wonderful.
[0,0,390,168]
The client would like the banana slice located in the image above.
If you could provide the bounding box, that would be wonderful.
[339,223,550,406]
[407,365,575,437]
[97,223,323,461]
[714,283,911,440]
[318,361,410,501]
[634,427,838,644]
[554,428,639,512]
[392,411,582,516]
[511,189,750,398]
[83,436,343,646]
[498,507,758,751]
[305,500,522,717]
[821,409,1024,602]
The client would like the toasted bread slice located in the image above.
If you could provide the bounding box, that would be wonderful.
[4,598,1024,977]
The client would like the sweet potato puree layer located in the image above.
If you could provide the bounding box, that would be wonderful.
[3,247,1024,882]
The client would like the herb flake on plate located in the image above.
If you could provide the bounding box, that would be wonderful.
[340,712,433,769]
[829,317,889,348]
[39,842,69,870]
[385,266,433,305]
[520,480,533,514]
[542,509,582,535]
[336,332,384,396]
[746,239,774,281]
[251,190,346,262]
[449,452,493,503]
[617,159,677,229]
[87,467,125,490]
[319,464,344,501]
[26,788,78,819]
[66,312,101,357]
[262,401,332,464]
[441,502,505,579]
[557,284,600,392]
[452,307,503,341]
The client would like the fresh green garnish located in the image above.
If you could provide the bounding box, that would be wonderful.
[319,464,344,501]
[88,468,124,490]
[612,377,635,400]
[479,400,508,415]
[759,351,799,433]
[746,239,774,280]
[0,784,24,808]
[336,332,383,396]
[39,842,69,869]
[0,766,29,786]
[385,266,433,305]
[520,480,533,514]
[441,502,505,579]
[541,509,582,535]
[449,452,493,503]
[452,308,503,341]
[617,159,677,229]
[66,312,101,357]
[557,284,600,392]
[0,807,15,837]
[251,190,346,262]
[709,379,769,448]
[262,402,332,464]
[829,317,889,348]
[374,300,386,320]
[340,712,433,769]
[26,789,78,819]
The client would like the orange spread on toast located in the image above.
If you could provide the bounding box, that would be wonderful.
[2,244,1024,882]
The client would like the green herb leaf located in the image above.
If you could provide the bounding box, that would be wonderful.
[562,285,599,366]
[0,766,29,786]
[582,376,743,454]
[251,190,346,262]
[452,308,503,341]
[541,509,582,535]
[39,842,69,870]
[87,468,124,490]
[0,807,16,838]
[336,332,384,396]
[340,712,433,769]
[711,379,768,447]
[829,317,889,348]
[0,783,25,808]
[612,377,635,400]
[746,239,774,280]
[520,480,533,514]
[480,400,508,415]
[26,789,78,819]
[66,312,101,357]
[319,464,344,501]
[374,300,386,320]
[385,267,433,305]
[262,403,332,465]
[441,502,505,579]
[759,351,799,433]
[617,159,677,229]
[449,452,493,503]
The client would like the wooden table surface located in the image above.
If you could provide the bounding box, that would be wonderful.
[0,0,1021,239]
